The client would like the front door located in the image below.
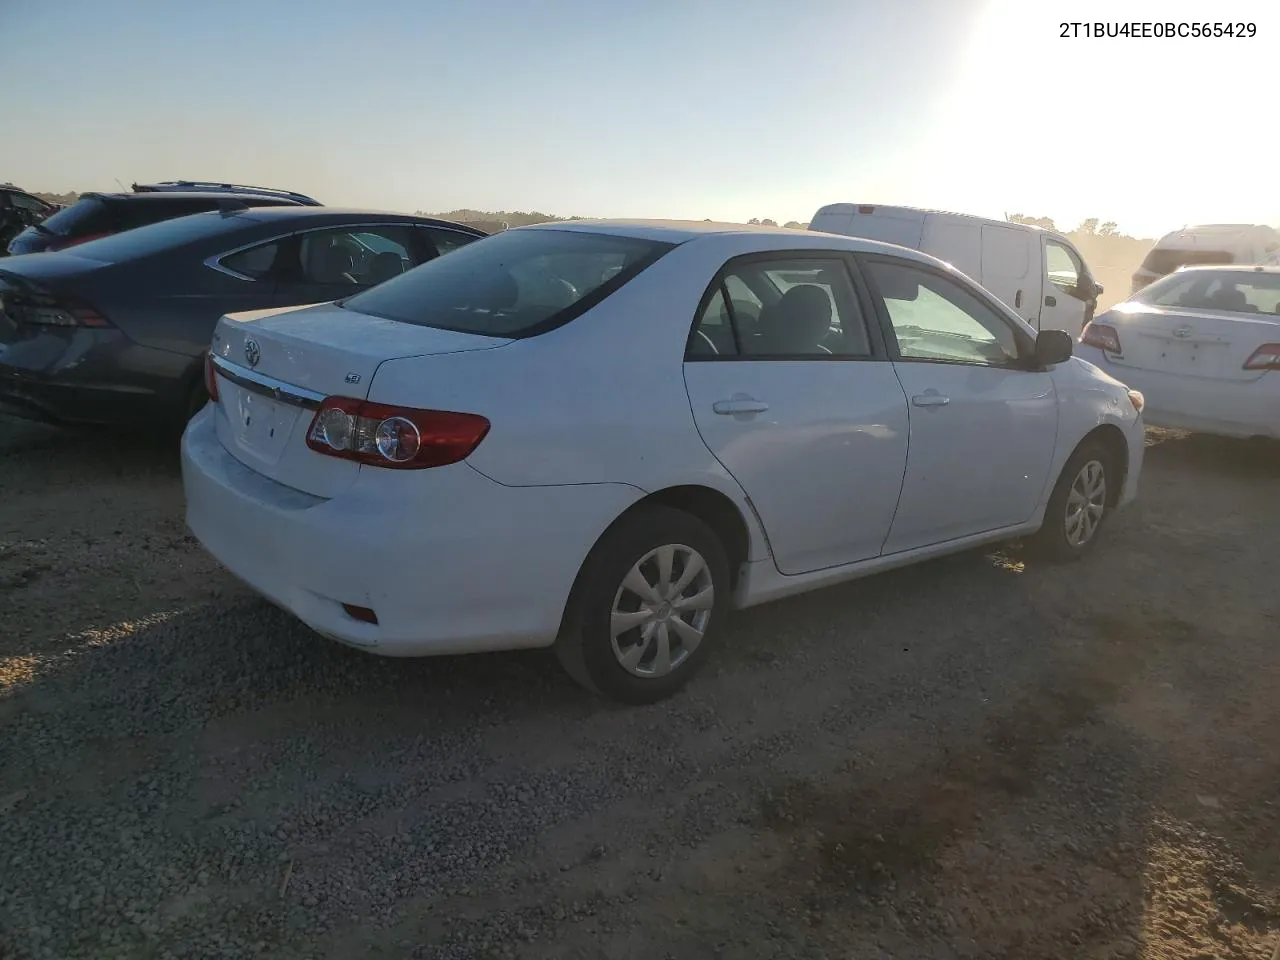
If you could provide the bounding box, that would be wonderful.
[683,252,910,575]
[858,256,1060,554]
[1041,237,1095,334]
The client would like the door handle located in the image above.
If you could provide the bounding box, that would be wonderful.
[911,394,951,408]
[712,398,769,415]
[1015,289,1023,309]
[1045,295,1057,307]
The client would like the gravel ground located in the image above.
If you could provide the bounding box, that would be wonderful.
[1,415,1278,960]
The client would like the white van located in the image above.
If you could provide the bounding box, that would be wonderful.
[809,203,1102,334]
[1131,223,1280,294]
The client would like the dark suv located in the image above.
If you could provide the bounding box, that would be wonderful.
[6,188,315,256]
[1,185,59,255]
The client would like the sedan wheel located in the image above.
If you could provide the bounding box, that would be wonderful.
[610,544,715,678]
[1031,441,1114,561]
[556,506,729,704]
[1064,459,1107,547]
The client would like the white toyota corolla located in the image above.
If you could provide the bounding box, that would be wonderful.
[182,221,1145,703]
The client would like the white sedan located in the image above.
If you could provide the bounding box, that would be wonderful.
[1077,264,1280,440]
[182,220,1145,703]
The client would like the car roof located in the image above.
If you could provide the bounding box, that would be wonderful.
[83,190,303,205]
[225,206,482,231]
[520,217,957,259]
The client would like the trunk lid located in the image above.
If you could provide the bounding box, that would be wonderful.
[1107,303,1280,382]
[210,301,510,497]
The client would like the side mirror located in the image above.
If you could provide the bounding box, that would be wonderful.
[1034,329,1073,366]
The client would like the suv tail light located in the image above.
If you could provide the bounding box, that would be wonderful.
[306,397,490,469]
[1243,343,1280,371]
[5,288,111,328]
[1081,321,1122,354]
[203,352,220,401]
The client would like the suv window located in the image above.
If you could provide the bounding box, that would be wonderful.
[340,228,672,337]
[688,257,872,358]
[865,259,1019,366]
[297,225,420,287]
[9,193,51,214]
[1141,248,1234,277]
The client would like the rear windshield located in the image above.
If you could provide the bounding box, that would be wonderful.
[37,197,110,237]
[1134,270,1280,315]
[1140,248,1234,277]
[65,211,252,263]
[339,228,674,337]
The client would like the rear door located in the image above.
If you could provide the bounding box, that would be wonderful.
[683,251,909,575]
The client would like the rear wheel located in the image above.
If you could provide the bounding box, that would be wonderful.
[1029,441,1114,561]
[555,506,730,704]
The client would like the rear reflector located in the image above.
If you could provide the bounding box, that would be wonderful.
[306,396,490,470]
[1080,322,1122,354]
[341,603,378,624]
[1243,343,1280,371]
[203,351,220,402]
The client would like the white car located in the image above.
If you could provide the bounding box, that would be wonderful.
[182,220,1145,703]
[1078,265,1280,441]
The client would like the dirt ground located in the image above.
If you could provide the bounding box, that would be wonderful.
[1,415,1278,960]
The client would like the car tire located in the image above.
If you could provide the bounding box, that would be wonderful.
[555,506,730,704]
[1029,440,1115,562]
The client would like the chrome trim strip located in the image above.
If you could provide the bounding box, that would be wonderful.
[210,355,326,409]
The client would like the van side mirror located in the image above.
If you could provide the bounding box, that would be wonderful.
[1034,329,1073,366]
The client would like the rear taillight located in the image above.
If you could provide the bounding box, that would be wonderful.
[1080,322,1122,354]
[203,352,220,401]
[305,397,490,470]
[8,291,111,328]
[1243,343,1280,371]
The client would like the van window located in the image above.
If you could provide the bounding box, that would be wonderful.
[981,226,1029,279]
[1045,240,1084,296]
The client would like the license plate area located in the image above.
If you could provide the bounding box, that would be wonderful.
[1131,333,1226,376]
[222,380,301,466]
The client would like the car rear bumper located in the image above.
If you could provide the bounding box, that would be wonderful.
[181,407,641,656]
[0,328,194,426]
[1077,346,1280,440]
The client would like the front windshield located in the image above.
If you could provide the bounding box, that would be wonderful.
[340,227,674,337]
[1132,270,1280,316]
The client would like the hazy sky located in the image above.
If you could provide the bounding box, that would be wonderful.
[4,0,1276,237]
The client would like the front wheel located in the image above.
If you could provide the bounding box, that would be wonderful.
[1029,442,1115,561]
[555,506,730,704]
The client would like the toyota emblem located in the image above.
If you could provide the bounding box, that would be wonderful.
[1172,326,1192,340]
[244,338,261,367]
